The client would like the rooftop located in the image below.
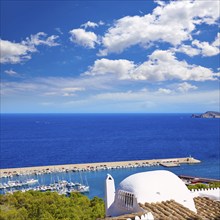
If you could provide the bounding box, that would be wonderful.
[102,197,220,220]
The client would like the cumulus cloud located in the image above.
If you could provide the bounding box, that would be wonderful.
[176,82,198,93]
[0,32,59,64]
[85,50,219,81]
[69,28,99,48]
[132,50,218,81]
[84,58,135,79]
[173,45,200,57]
[81,21,98,29]
[157,82,198,94]
[212,33,220,47]
[192,35,220,57]
[174,33,220,57]
[99,0,219,55]
[0,40,33,64]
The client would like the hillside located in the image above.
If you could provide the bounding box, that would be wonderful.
[192,111,220,118]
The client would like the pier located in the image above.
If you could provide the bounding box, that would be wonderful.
[179,175,220,184]
[0,157,200,178]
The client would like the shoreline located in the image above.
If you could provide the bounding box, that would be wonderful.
[0,157,200,178]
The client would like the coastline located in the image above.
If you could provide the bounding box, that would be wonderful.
[0,157,200,178]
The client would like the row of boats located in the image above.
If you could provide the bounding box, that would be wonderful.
[0,178,38,189]
[0,179,90,196]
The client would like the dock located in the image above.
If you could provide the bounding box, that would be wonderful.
[0,157,201,178]
[179,175,220,184]
[160,162,180,167]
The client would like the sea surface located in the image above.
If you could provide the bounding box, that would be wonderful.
[1,113,219,198]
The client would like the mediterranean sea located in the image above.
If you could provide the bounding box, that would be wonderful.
[1,114,219,198]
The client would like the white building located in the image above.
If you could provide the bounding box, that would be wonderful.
[105,170,197,217]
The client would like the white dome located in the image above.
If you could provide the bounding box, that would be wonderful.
[118,170,196,212]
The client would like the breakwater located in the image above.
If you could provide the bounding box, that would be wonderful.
[0,157,200,178]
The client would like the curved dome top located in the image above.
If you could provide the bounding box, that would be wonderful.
[118,170,196,212]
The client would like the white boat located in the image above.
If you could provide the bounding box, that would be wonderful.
[77,185,90,193]
[7,180,22,188]
[26,179,38,185]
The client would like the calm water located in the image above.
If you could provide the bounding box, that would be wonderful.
[0,114,219,198]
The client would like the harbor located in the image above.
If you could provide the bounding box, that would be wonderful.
[0,179,90,196]
[0,157,202,196]
[1,157,220,200]
[0,157,201,178]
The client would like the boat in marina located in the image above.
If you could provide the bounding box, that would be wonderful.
[26,179,38,185]
[7,180,23,188]
[76,184,90,193]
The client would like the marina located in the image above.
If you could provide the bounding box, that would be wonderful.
[1,157,219,200]
[0,179,90,196]
[0,157,202,197]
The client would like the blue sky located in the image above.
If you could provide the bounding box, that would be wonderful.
[1,0,219,113]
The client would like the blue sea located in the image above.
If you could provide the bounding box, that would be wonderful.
[0,113,219,198]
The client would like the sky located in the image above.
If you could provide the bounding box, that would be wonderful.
[0,0,219,113]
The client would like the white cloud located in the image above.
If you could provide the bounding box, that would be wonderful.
[62,93,76,97]
[0,40,33,64]
[61,87,85,92]
[212,33,220,47]
[99,0,219,55]
[174,33,220,57]
[25,32,59,47]
[99,21,105,26]
[192,39,220,57]
[81,21,98,29]
[4,69,19,76]
[1,75,112,97]
[55,27,63,35]
[84,58,135,79]
[0,32,59,64]
[157,88,172,95]
[176,82,198,93]
[173,45,200,57]
[43,87,85,97]
[69,28,98,48]
[63,89,219,113]
[85,50,219,81]
[1,75,219,113]
[61,87,85,97]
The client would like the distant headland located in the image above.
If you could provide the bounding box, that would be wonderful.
[192,111,220,118]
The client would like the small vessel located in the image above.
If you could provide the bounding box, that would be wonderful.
[76,184,90,193]
[7,180,22,188]
[26,179,38,185]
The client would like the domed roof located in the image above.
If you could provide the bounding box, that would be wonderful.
[118,170,196,212]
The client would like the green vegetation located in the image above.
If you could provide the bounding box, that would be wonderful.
[208,182,220,188]
[0,191,105,220]
[187,182,220,191]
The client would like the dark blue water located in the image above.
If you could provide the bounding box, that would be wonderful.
[1,114,219,170]
[1,113,219,198]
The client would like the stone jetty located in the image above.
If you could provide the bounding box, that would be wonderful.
[0,157,201,178]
